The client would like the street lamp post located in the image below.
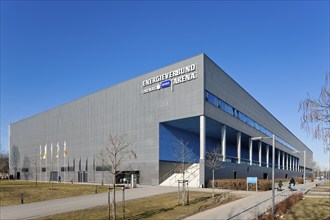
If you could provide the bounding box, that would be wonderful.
[303,150,306,190]
[251,134,275,215]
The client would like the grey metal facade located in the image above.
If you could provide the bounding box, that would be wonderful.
[9,54,312,185]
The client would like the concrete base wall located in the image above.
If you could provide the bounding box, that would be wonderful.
[205,162,309,184]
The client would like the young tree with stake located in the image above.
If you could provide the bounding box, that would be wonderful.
[101,133,136,220]
[205,145,224,198]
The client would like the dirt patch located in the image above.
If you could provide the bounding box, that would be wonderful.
[197,192,233,212]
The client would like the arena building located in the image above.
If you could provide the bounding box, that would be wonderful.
[9,54,313,186]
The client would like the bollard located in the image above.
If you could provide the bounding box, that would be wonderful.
[95,185,98,194]
[187,182,189,205]
[20,192,24,204]
[107,186,111,220]
[122,187,125,220]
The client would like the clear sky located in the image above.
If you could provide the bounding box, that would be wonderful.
[1,1,329,170]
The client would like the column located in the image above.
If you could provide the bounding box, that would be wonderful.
[266,145,269,168]
[289,155,292,170]
[249,138,253,165]
[286,153,289,170]
[237,132,241,164]
[293,157,296,171]
[278,150,281,169]
[292,157,294,171]
[221,125,226,162]
[258,141,262,167]
[200,115,205,188]
[296,158,299,171]
[282,151,285,170]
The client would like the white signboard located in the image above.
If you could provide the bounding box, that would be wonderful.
[141,64,198,94]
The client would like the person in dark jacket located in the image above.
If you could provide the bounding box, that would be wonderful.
[278,180,283,191]
[289,177,295,190]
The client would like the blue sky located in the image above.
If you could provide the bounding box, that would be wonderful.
[1,1,329,170]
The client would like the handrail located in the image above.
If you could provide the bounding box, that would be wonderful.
[227,189,289,220]
[159,163,199,185]
[159,162,193,183]
[185,164,200,183]
[168,163,196,183]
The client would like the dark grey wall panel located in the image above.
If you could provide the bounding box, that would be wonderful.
[205,162,311,182]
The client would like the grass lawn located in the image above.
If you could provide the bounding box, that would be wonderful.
[37,191,243,220]
[323,181,330,187]
[0,180,108,206]
[284,198,330,220]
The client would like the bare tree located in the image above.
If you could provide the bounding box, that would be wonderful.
[173,139,195,206]
[31,157,39,186]
[205,146,224,198]
[22,156,31,180]
[173,139,195,179]
[0,145,9,176]
[10,145,20,179]
[102,133,136,220]
[310,160,321,178]
[97,151,106,186]
[299,72,330,152]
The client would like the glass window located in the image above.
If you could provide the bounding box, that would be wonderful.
[255,123,260,131]
[207,92,218,107]
[246,117,255,127]
[218,100,226,111]
[238,112,247,123]
[224,104,234,115]
[259,125,266,134]
[276,136,280,143]
[234,109,239,118]
[265,129,272,137]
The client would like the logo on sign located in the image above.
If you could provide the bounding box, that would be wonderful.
[161,80,171,89]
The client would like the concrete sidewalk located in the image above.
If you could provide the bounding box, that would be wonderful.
[0,185,177,220]
[186,181,316,220]
[1,182,316,220]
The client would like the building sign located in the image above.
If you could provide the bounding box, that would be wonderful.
[247,177,258,191]
[141,64,198,94]
[247,177,257,184]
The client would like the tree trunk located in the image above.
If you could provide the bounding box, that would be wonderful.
[112,173,116,220]
[212,169,215,198]
[182,172,185,206]
[35,164,38,187]
[108,186,111,220]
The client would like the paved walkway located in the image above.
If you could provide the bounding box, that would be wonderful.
[304,184,330,199]
[0,185,177,220]
[1,182,316,220]
[186,181,316,220]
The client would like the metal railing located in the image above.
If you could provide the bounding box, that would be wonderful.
[159,163,193,184]
[227,189,292,220]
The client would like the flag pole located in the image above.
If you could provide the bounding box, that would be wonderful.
[51,143,53,189]
[64,141,67,183]
[39,145,42,182]
[93,155,96,183]
[44,144,47,182]
[57,142,60,183]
